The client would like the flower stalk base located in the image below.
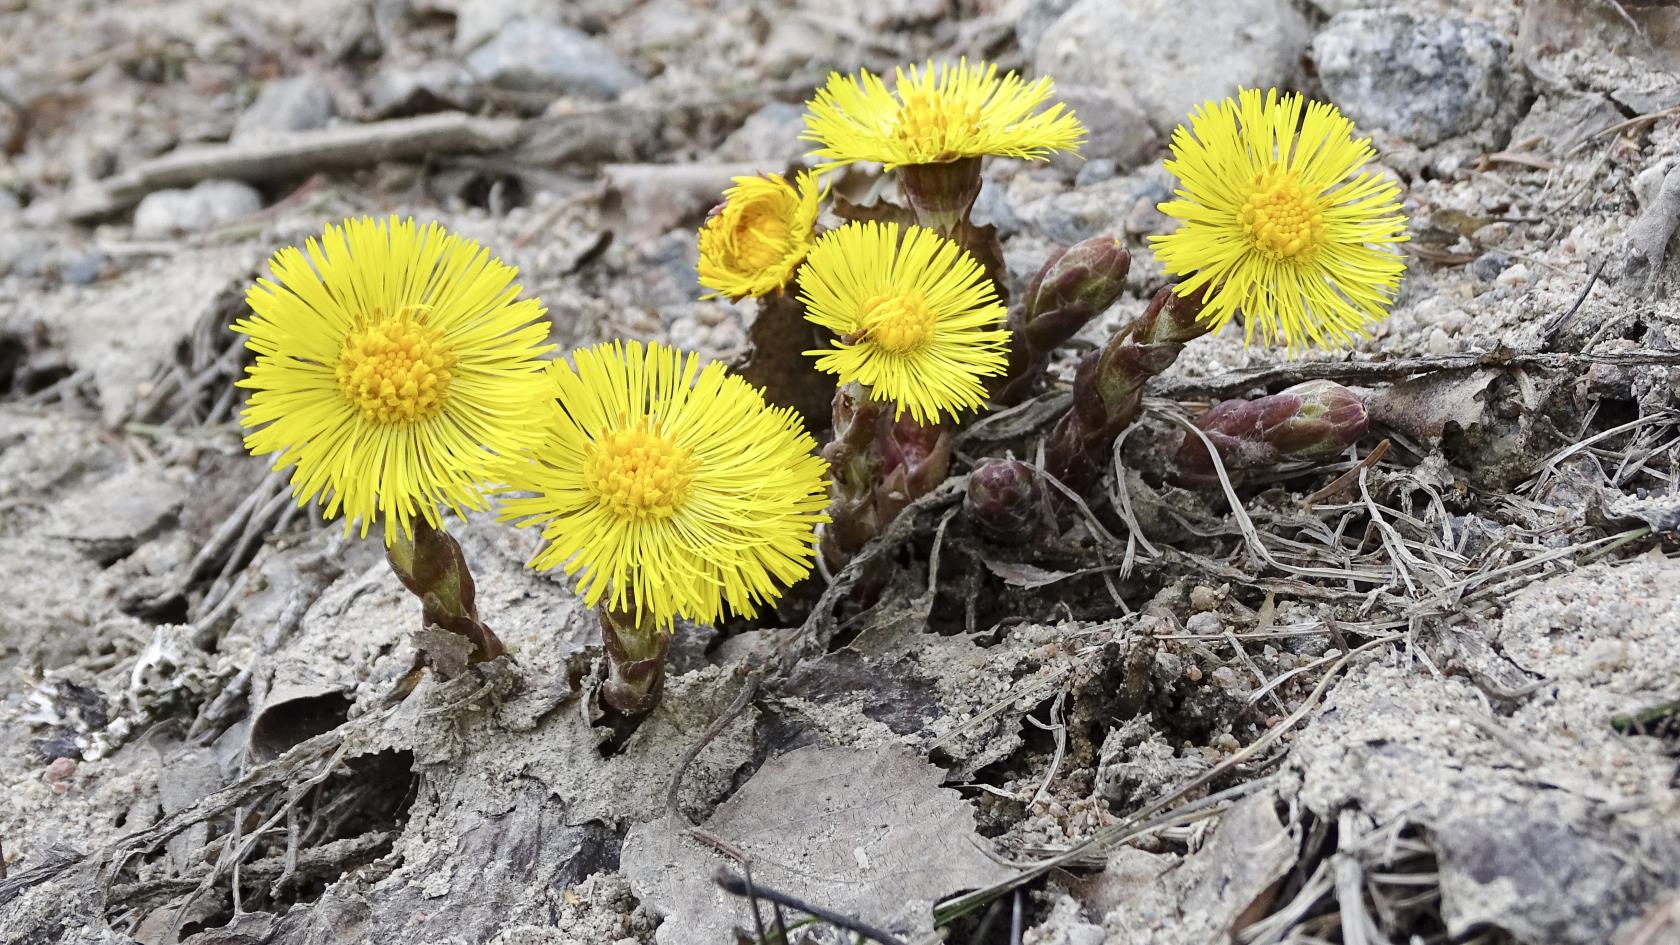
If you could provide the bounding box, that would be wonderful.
[599,605,671,725]
[386,517,507,665]
[898,156,1008,306]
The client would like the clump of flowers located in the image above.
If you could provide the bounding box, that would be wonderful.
[500,340,829,720]
[225,64,1411,739]
[1151,87,1409,350]
[235,215,553,665]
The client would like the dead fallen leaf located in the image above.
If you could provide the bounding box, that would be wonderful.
[621,745,1011,944]
[1367,368,1498,445]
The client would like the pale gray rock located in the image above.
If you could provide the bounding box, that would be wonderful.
[1051,84,1160,179]
[717,101,807,165]
[1509,89,1622,156]
[1034,0,1311,133]
[1015,0,1077,57]
[623,746,1011,945]
[465,20,640,100]
[132,179,262,238]
[365,61,484,118]
[231,76,336,141]
[452,0,552,54]
[1313,10,1514,148]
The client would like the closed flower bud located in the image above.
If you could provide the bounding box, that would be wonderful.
[1176,380,1368,479]
[965,457,1039,545]
[1021,236,1132,352]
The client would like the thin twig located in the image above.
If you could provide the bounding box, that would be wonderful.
[1152,348,1680,401]
[666,668,762,825]
[715,869,909,945]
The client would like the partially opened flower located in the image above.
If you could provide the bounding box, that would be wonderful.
[500,341,830,629]
[235,215,553,544]
[797,221,1009,423]
[801,58,1086,170]
[1150,87,1409,350]
[698,171,825,300]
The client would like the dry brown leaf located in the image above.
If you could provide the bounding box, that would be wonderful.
[1367,368,1498,444]
[621,745,1010,944]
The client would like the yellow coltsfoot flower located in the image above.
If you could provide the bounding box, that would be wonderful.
[234,215,554,545]
[801,58,1086,170]
[698,171,824,300]
[797,221,1009,424]
[499,341,830,629]
[1150,87,1409,351]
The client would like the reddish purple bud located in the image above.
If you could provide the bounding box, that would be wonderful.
[1020,236,1132,351]
[964,457,1039,545]
[1177,380,1368,479]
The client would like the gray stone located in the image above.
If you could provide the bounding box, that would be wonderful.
[1034,0,1311,133]
[132,179,263,238]
[465,19,640,100]
[970,176,1023,240]
[452,0,552,54]
[1015,0,1077,57]
[1313,11,1513,148]
[1509,89,1622,156]
[231,76,336,141]
[366,61,484,118]
[1470,250,1513,282]
[1050,84,1160,179]
[717,101,807,165]
[59,252,106,287]
[1017,167,1173,245]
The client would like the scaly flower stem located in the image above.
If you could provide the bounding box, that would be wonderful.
[386,517,507,664]
[993,236,1132,405]
[1046,285,1210,495]
[599,603,670,722]
[820,382,890,570]
[898,157,1008,306]
[1174,380,1368,485]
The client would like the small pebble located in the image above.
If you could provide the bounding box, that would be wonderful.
[1189,585,1221,612]
[44,755,76,782]
[1495,263,1531,288]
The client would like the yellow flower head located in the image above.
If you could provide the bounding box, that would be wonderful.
[798,221,1009,423]
[234,216,554,545]
[801,58,1086,170]
[1150,88,1409,351]
[698,171,824,300]
[499,341,830,629]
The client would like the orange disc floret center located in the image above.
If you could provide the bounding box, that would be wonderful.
[336,310,456,425]
[859,291,936,353]
[585,424,698,521]
[728,199,795,271]
[1239,167,1327,261]
[893,91,982,159]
